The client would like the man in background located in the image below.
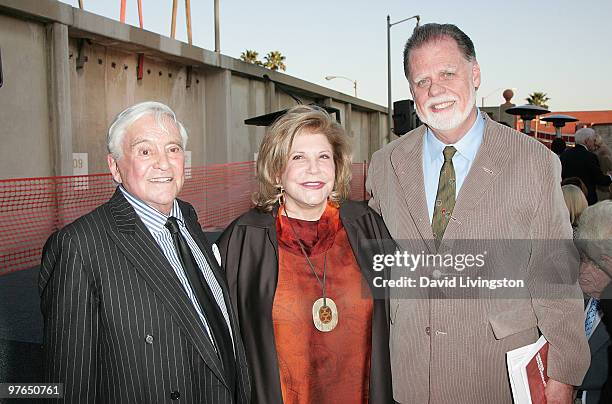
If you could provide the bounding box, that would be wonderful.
[561,127,612,205]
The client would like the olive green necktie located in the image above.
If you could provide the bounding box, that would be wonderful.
[432,146,457,248]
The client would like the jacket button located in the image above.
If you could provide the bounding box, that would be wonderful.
[425,326,431,336]
[170,390,180,400]
[145,334,154,344]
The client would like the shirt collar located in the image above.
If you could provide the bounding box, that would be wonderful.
[119,185,183,234]
[425,108,485,163]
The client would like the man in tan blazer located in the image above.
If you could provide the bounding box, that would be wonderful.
[367,23,589,403]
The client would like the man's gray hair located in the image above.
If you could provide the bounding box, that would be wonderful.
[107,101,188,159]
[575,200,612,269]
[574,127,596,147]
[403,23,476,78]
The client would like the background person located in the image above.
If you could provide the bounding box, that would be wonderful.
[575,201,612,403]
[561,128,612,205]
[552,137,568,156]
[217,105,394,404]
[562,184,589,232]
[593,135,612,201]
[562,176,589,199]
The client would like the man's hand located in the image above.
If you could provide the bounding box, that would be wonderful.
[545,378,574,404]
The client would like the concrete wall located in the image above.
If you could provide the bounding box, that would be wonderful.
[0,14,52,178]
[230,75,267,162]
[0,0,389,179]
[68,40,209,173]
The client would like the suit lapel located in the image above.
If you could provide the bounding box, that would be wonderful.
[443,116,507,242]
[390,126,436,253]
[589,321,610,354]
[104,190,228,385]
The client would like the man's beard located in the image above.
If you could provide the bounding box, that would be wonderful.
[415,86,476,132]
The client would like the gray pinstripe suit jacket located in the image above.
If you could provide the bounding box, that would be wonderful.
[366,115,590,403]
[39,189,250,403]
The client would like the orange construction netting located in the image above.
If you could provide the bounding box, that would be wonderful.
[0,161,368,276]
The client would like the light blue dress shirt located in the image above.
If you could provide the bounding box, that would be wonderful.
[422,109,486,222]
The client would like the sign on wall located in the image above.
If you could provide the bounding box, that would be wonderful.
[73,152,88,190]
[185,150,192,179]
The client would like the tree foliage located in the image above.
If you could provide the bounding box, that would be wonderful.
[240,50,287,71]
[526,92,550,109]
[264,51,286,71]
[240,50,262,66]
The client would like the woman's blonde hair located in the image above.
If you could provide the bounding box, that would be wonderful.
[253,105,352,212]
[562,184,588,226]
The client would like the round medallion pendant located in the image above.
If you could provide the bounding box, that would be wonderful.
[312,297,338,332]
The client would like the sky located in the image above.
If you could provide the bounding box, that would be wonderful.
[59,0,612,112]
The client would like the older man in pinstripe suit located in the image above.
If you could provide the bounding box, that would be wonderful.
[367,24,589,403]
[40,102,250,403]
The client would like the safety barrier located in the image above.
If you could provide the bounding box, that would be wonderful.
[0,161,367,275]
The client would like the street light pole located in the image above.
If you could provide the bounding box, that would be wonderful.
[387,15,391,142]
[387,14,420,142]
[325,75,358,97]
[214,0,220,52]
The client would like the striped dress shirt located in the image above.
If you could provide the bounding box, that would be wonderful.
[119,186,234,350]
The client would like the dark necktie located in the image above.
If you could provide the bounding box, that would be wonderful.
[432,146,457,249]
[165,217,236,393]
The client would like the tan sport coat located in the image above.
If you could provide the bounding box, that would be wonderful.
[366,114,590,403]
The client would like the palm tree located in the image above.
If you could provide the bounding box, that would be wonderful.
[264,51,286,71]
[240,50,262,66]
[525,92,550,109]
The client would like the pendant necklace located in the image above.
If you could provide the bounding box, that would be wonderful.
[283,207,338,332]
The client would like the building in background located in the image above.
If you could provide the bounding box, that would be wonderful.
[481,89,612,149]
[0,0,389,180]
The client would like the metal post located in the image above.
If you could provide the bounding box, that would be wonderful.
[214,0,220,52]
[363,160,368,201]
[387,15,392,141]
[120,0,126,22]
[387,15,420,142]
[185,0,192,44]
[171,0,177,38]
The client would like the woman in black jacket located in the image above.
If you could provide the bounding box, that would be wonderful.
[217,105,394,404]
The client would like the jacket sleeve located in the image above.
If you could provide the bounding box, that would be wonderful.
[217,218,238,271]
[366,150,383,215]
[39,230,100,404]
[216,219,241,311]
[528,153,590,386]
[588,153,612,187]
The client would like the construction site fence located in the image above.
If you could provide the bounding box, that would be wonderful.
[0,161,368,276]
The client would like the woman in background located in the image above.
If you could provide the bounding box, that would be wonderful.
[562,184,588,235]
